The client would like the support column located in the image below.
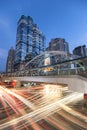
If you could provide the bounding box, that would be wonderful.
[83,93,87,113]
[15,80,21,88]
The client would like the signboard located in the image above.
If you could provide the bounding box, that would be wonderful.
[44,53,50,66]
[44,57,50,66]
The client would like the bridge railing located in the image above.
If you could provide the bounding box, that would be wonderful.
[3,66,87,78]
[2,55,87,78]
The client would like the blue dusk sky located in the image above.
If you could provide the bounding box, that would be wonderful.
[0,0,87,71]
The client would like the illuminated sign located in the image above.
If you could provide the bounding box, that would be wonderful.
[44,53,50,66]
[44,57,50,66]
[43,67,53,72]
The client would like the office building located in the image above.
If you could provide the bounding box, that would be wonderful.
[6,47,15,73]
[14,15,45,71]
[46,38,69,53]
[45,38,70,67]
[73,45,87,57]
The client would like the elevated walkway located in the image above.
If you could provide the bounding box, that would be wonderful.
[2,55,87,93]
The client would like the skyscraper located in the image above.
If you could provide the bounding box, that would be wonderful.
[6,47,15,73]
[14,15,45,71]
[46,38,69,53]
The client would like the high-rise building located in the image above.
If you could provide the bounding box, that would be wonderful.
[45,38,70,66]
[14,15,45,71]
[73,45,87,57]
[6,47,15,73]
[46,38,69,53]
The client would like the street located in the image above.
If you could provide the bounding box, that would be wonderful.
[0,83,87,130]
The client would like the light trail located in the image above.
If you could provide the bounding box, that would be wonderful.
[0,84,87,130]
[57,110,87,129]
[46,117,65,130]
[0,92,84,129]
[4,88,37,111]
[0,95,17,130]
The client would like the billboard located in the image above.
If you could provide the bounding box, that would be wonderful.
[44,57,50,66]
[44,53,50,66]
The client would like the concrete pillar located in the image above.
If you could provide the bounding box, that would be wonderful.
[15,80,21,88]
[83,93,87,113]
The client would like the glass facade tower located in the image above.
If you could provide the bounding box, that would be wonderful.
[6,47,15,73]
[14,15,45,71]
